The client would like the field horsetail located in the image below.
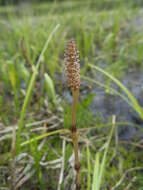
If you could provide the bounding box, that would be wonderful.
[64,38,81,189]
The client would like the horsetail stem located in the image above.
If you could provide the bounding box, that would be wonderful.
[64,38,81,189]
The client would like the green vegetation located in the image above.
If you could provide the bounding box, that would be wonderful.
[1,0,143,189]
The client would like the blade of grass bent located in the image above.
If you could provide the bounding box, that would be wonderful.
[88,64,143,119]
[16,24,60,154]
[79,121,141,132]
[21,129,69,147]
[82,76,132,108]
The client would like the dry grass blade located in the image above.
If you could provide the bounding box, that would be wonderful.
[14,169,36,190]
[58,139,66,190]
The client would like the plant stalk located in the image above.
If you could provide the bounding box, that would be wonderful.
[15,24,60,154]
[71,89,81,189]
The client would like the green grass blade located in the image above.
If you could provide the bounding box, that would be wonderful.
[16,24,60,154]
[30,140,42,184]
[88,64,143,119]
[7,61,20,114]
[82,76,132,108]
[21,129,67,147]
[92,152,100,190]
[97,116,115,189]
[86,143,91,190]
[44,73,57,105]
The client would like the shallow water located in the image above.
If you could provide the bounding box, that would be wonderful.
[90,70,143,139]
[57,70,143,140]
